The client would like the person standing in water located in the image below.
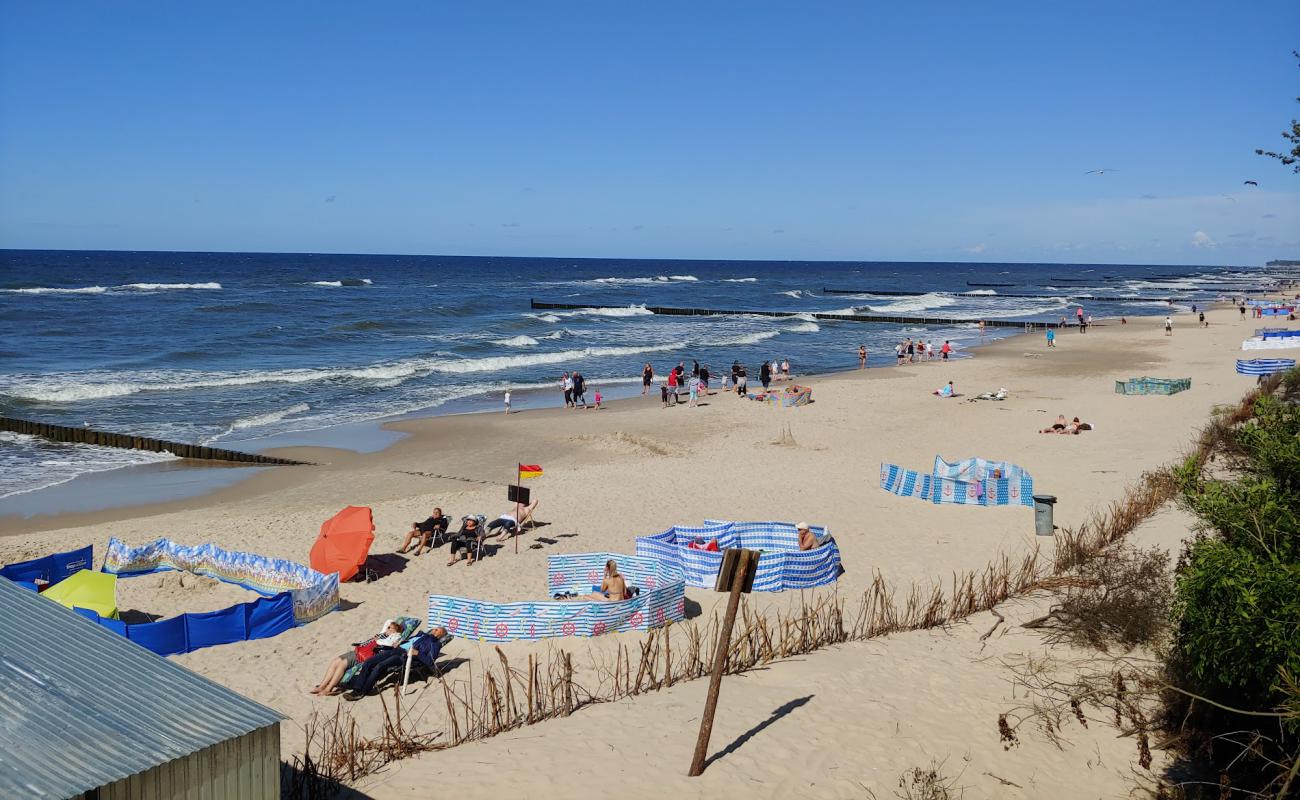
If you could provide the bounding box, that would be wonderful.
[858,345,867,369]
[641,363,654,395]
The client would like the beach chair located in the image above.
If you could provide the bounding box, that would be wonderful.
[339,616,422,687]
[374,631,455,695]
[517,502,539,532]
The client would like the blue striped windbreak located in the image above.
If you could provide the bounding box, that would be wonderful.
[635,521,842,592]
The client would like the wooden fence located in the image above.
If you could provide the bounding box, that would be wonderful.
[1,417,311,466]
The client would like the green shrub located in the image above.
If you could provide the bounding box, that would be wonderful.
[1170,537,1300,720]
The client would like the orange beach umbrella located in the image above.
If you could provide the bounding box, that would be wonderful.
[310,505,375,583]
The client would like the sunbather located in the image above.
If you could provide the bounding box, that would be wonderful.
[933,381,954,398]
[309,619,403,696]
[343,626,448,700]
[571,559,629,601]
[486,498,540,538]
[797,522,818,551]
[447,516,484,566]
[1040,415,1093,434]
[397,507,450,556]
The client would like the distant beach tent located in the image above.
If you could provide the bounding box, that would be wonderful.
[41,569,118,618]
[880,458,1033,507]
[1236,358,1296,376]
[1114,377,1191,395]
[311,505,375,583]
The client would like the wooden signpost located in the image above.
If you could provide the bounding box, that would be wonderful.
[687,547,759,777]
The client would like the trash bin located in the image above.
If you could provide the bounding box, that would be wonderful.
[1033,494,1057,536]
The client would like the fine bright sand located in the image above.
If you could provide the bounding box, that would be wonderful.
[1,305,1285,799]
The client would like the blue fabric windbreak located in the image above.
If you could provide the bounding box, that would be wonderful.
[0,545,93,585]
[127,615,189,657]
[247,592,296,639]
[244,590,293,642]
[185,604,248,650]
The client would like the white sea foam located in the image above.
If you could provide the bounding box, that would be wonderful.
[525,313,563,323]
[306,278,372,287]
[866,293,958,314]
[777,290,804,298]
[962,289,997,296]
[822,306,864,316]
[705,330,781,347]
[949,298,1071,319]
[493,335,540,347]
[722,277,758,283]
[787,321,820,333]
[589,275,697,285]
[2,360,437,403]
[3,286,110,295]
[226,403,311,433]
[428,342,686,374]
[0,432,179,499]
[120,282,222,291]
[561,305,654,318]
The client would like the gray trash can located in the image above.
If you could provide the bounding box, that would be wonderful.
[1033,494,1057,536]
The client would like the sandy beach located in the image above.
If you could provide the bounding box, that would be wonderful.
[1,304,1291,798]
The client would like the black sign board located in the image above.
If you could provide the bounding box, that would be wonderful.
[507,485,531,504]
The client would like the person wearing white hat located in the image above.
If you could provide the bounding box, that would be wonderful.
[796,522,817,551]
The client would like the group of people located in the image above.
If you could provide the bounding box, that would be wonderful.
[647,358,794,407]
[559,371,602,410]
[1040,415,1093,435]
[396,499,541,566]
[309,618,449,700]
[894,338,953,364]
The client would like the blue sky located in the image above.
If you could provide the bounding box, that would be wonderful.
[1,2,1297,264]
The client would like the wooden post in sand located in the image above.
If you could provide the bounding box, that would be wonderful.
[687,548,758,777]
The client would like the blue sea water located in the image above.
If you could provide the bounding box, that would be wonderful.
[0,249,1276,499]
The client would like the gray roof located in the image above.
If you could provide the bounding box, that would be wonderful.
[0,576,283,798]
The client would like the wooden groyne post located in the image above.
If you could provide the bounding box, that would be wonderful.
[0,417,312,466]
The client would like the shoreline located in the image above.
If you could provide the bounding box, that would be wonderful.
[0,324,1020,533]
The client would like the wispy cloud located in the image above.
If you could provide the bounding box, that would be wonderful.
[1191,230,1216,248]
[963,243,987,254]
[324,195,336,203]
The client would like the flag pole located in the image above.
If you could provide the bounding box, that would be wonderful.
[515,463,522,554]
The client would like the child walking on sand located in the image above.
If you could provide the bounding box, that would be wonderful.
[593,389,603,409]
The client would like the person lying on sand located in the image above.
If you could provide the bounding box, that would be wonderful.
[486,498,540,538]
[447,516,485,566]
[397,507,450,556]
[933,381,954,398]
[309,619,403,696]
[1040,415,1093,434]
[1041,414,1069,433]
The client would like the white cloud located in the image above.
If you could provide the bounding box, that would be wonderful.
[963,243,987,254]
[1190,230,1217,248]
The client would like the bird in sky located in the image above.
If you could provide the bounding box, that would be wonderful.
[1244,180,1258,186]
[1084,169,1118,175]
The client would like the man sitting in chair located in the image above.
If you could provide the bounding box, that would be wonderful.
[397,507,450,556]
[343,626,448,700]
[486,498,541,539]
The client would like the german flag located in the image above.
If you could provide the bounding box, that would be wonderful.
[518,464,544,479]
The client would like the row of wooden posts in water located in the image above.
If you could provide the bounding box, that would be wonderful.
[0,416,310,466]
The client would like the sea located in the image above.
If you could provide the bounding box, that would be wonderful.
[0,249,1280,503]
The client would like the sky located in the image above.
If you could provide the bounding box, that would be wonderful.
[1,1,1298,265]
